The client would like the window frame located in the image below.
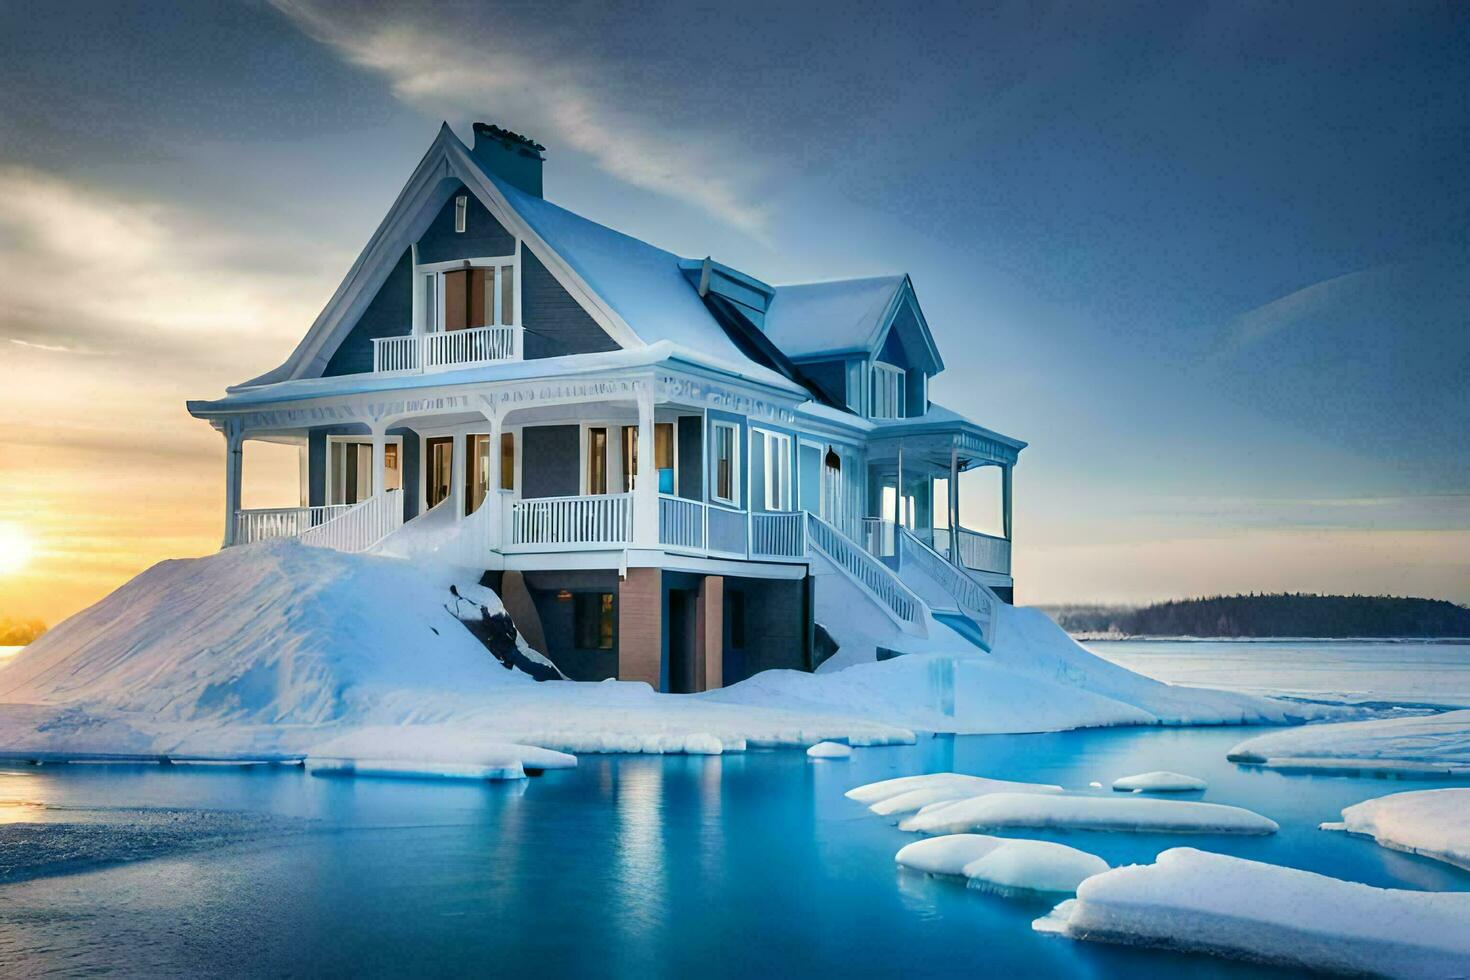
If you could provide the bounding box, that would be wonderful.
[870,361,906,420]
[709,420,740,507]
[413,252,520,335]
[753,428,793,511]
[325,434,403,505]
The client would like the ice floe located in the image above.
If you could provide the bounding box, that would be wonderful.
[865,775,1065,817]
[806,741,851,759]
[304,726,576,781]
[896,833,1108,896]
[899,793,1278,835]
[1322,788,1470,871]
[1033,847,1470,977]
[1111,771,1207,793]
[1227,708,1470,776]
[845,772,1063,808]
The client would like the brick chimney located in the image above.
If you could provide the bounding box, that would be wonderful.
[471,122,545,198]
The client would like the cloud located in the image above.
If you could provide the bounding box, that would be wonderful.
[1220,264,1392,353]
[9,338,99,355]
[270,0,771,237]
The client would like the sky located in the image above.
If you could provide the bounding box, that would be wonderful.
[1,0,1467,625]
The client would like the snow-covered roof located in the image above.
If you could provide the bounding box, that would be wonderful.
[763,275,908,359]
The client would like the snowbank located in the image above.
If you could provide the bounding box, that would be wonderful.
[899,793,1278,836]
[1322,789,1470,871]
[304,726,576,781]
[1111,771,1207,793]
[848,773,1064,816]
[806,741,851,759]
[1227,709,1470,776]
[1034,848,1470,976]
[895,834,1108,897]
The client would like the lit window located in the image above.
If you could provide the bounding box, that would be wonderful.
[573,593,615,650]
[711,421,739,506]
[454,195,467,233]
[870,363,906,419]
[587,427,608,494]
[620,423,674,493]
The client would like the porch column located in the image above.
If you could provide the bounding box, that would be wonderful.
[221,421,243,548]
[451,427,467,520]
[484,413,503,550]
[948,445,960,565]
[895,443,904,526]
[633,387,658,547]
[370,422,387,499]
[1002,462,1013,540]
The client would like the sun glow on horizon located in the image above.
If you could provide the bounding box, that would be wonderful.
[0,523,35,575]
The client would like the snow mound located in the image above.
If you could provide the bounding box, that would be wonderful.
[807,741,851,759]
[1033,847,1470,977]
[900,793,1278,836]
[847,772,1063,806]
[1228,709,1470,776]
[304,726,576,781]
[857,773,1064,816]
[1111,771,1207,793]
[1322,789,1470,871]
[895,834,1108,897]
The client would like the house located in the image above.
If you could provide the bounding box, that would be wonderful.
[187,122,1025,691]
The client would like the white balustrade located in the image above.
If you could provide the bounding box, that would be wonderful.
[233,504,352,546]
[897,524,998,648]
[372,326,518,374]
[751,511,806,560]
[806,513,923,630]
[933,526,1012,575]
[706,505,748,557]
[508,493,633,550]
[233,490,402,553]
[659,495,705,551]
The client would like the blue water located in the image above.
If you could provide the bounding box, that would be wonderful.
[2,727,1467,977]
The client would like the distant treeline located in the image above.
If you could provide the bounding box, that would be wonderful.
[0,617,47,645]
[1042,594,1470,638]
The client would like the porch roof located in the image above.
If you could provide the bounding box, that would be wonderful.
[865,403,1026,469]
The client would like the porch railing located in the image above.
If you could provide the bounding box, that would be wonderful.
[897,524,997,649]
[507,492,632,550]
[706,505,747,557]
[659,495,705,551]
[806,513,924,631]
[371,326,518,374]
[751,511,806,559]
[932,526,1012,575]
[234,504,352,546]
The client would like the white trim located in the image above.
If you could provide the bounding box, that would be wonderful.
[325,434,402,505]
[709,419,740,507]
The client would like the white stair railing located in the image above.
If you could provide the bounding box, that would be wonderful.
[751,511,806,560]
[805,513,924,632]
[508,493,633,549]
[659,495,705,550]
[234,504,352,546]
[298,489,404,553]
[898,524,998,649]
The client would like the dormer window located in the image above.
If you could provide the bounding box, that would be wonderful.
[418,259,517,333]
[870,362,906,419]
[454,195,468,233]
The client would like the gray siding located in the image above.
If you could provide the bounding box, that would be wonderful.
[676,415,703,501]
[521,246,619,359]
[323,250,414,377]
[416,184,514,264]
[520,425,581,498]
[722,576,810,684]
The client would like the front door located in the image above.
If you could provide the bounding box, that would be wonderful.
[425,437,454,510]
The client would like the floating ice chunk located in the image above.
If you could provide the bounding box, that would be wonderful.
[1322,788,1470,871]
[869,776,1064,816]
[895,834,1108,897]
[305,726,576,781]
[900,793,1277,835]
[1111,771,1207,793]
[807,741,851,759]
[1033,847,1470,977]
[847,772,1063,807]
[1227,709,1470,776]
[962,839,1108,897]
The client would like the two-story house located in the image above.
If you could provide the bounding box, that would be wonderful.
[187,122,1024,693]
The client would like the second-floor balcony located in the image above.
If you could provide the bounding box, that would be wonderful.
[372,325,520,374]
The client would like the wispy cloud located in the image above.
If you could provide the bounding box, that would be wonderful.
[1220,264,1391,353]
[270,0,771,237]
[9,338,100,355]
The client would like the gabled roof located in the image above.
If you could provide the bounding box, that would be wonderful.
[761,275,944,373]
[235,124,793,393]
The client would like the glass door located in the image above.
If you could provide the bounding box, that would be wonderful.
[425,437,454,510]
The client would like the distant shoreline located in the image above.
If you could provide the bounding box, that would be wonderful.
[1075,634,1470,644]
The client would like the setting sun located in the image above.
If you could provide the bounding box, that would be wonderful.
[0,522,34,575]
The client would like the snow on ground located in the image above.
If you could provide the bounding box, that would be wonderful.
[848,773,1063,816]
[1111,771,1207,793]
[304,726,577,781]
[1227,709,1470,776]
[0,542,1350,773]
[1033,847,1470,977]
[899,793,1278,836]
[806,741,851,759]
[1322,789,1470,871]
[895,834,1108,897]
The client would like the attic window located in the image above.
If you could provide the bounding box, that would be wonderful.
[454,195,468,233]
[870,362,906,420]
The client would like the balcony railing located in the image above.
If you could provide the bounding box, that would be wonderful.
[372,326,518,374]
[931,526,1012,576]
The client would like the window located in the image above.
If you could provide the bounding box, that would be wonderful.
[454,195,467,233]
[465,434,491,515]
[328,438,400,505]
[501,265,514,326]
[420,261,517,332]
[620,422,675,493]
[754,430,792,510]
[500,432,515,491]
[711,421,738,506]
[587,427,608,494]
[870,363,905,419]
[845,360,864,413]
[727,589,745,648]
[573,593,615,650]
[420,273,438,332]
